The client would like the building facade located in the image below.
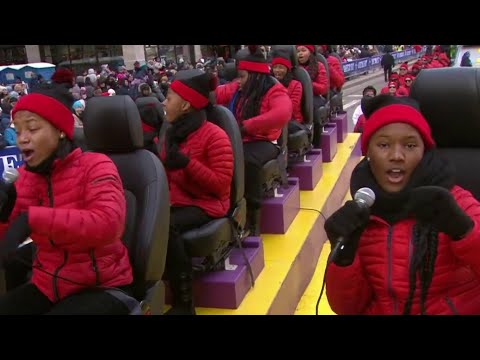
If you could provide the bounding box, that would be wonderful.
[1,45,243,73]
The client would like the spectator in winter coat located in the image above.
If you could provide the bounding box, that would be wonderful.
[0,69,133,314]
[352,85,377,128]
[325,95,480,315]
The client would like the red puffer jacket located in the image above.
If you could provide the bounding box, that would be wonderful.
[287,79,303,123]
[0,148,133,303]
[326,186,480,315]
[327,55,345,91]
[160,120,233,218]
[299,62,329,97]
[216,81,292,143]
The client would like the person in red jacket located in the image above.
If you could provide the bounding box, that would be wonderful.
[160,69,234,315]
[324,95,480,315]
[215,45,292,236]
[270,48,304,135]
[0,69,133,315]
[318,45,346,92]
[296,45,329,109]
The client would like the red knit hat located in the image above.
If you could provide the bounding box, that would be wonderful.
[170,69,215,110]
[361,104,435,155]
[12,68,75,140]
[296,45,315,53]
[271,47,293,70]
[237,45,270,74]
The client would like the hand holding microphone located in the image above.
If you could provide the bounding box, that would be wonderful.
[0,168,19,223]
[324,187,375,267]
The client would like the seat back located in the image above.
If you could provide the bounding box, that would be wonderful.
[135,96,166,125]
[206,105,246,218]
[330,52,343,73]
[292,67,314,126]
[73,127,88,151]
[83,95,170,300]
[316,53,331,102]
[410,67,480,200]
[223,63,238,82]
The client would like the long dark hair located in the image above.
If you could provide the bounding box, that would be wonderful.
[237,72,275,120]
[403,223,439,315]
[304,53,319,81]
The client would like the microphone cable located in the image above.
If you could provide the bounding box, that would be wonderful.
[299,207,330,315]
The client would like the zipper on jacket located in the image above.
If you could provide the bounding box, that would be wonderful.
[45,174,68,301]
[53,250,68,302]
[34,198,43,268]
[387,226,398,314]
[445,296,459,315]
[46,175,55,247]
[89,249,100,286]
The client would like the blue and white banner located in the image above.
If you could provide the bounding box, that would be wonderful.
[342,47,424,78]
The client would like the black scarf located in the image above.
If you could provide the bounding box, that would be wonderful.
[165,110,205,153]
[26,139,76,176]
[350,149,456,225]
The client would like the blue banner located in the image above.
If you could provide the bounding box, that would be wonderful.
[0,146,23,176]
[342,47,424,78]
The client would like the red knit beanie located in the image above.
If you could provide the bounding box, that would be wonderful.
[12,68,75,139]
[361,104,435,155]
[237,45,270,74]
[170,69,215,110]
[296,45,315,53]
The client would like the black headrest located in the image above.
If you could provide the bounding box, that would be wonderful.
[83,95,144,153]
[235,48,250,62]
[270,45,299,68]
[135,96,165,121]
[409,68,480,148]
[316,53,329,74]
[223,63,237,82]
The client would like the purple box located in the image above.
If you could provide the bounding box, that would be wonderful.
[321,123,338,162]
[288,149,323,191]
[165,237,265,309]
[331,111,348,143]
[260,177,300,234]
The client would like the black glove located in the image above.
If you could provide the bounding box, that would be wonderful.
[406,186,473,240]
[324,200,371,266]
[0,212,31,265]
[164,146,190,170]
[0,182,16,223]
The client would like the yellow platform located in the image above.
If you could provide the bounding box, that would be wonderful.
[295,190,352,315]
[196,133,361,315]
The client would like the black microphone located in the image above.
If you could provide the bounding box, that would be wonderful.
[2,168,19,185]
[328,187,376,264]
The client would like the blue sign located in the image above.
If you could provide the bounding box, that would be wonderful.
[341,47,425,78]
[0,146,23,176]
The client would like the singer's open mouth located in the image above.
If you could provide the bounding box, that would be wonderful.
[386,169,405,184]
[22,150,34,162]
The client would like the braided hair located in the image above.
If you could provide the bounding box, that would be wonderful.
[237,72,275,120]
[403,223,439,315]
